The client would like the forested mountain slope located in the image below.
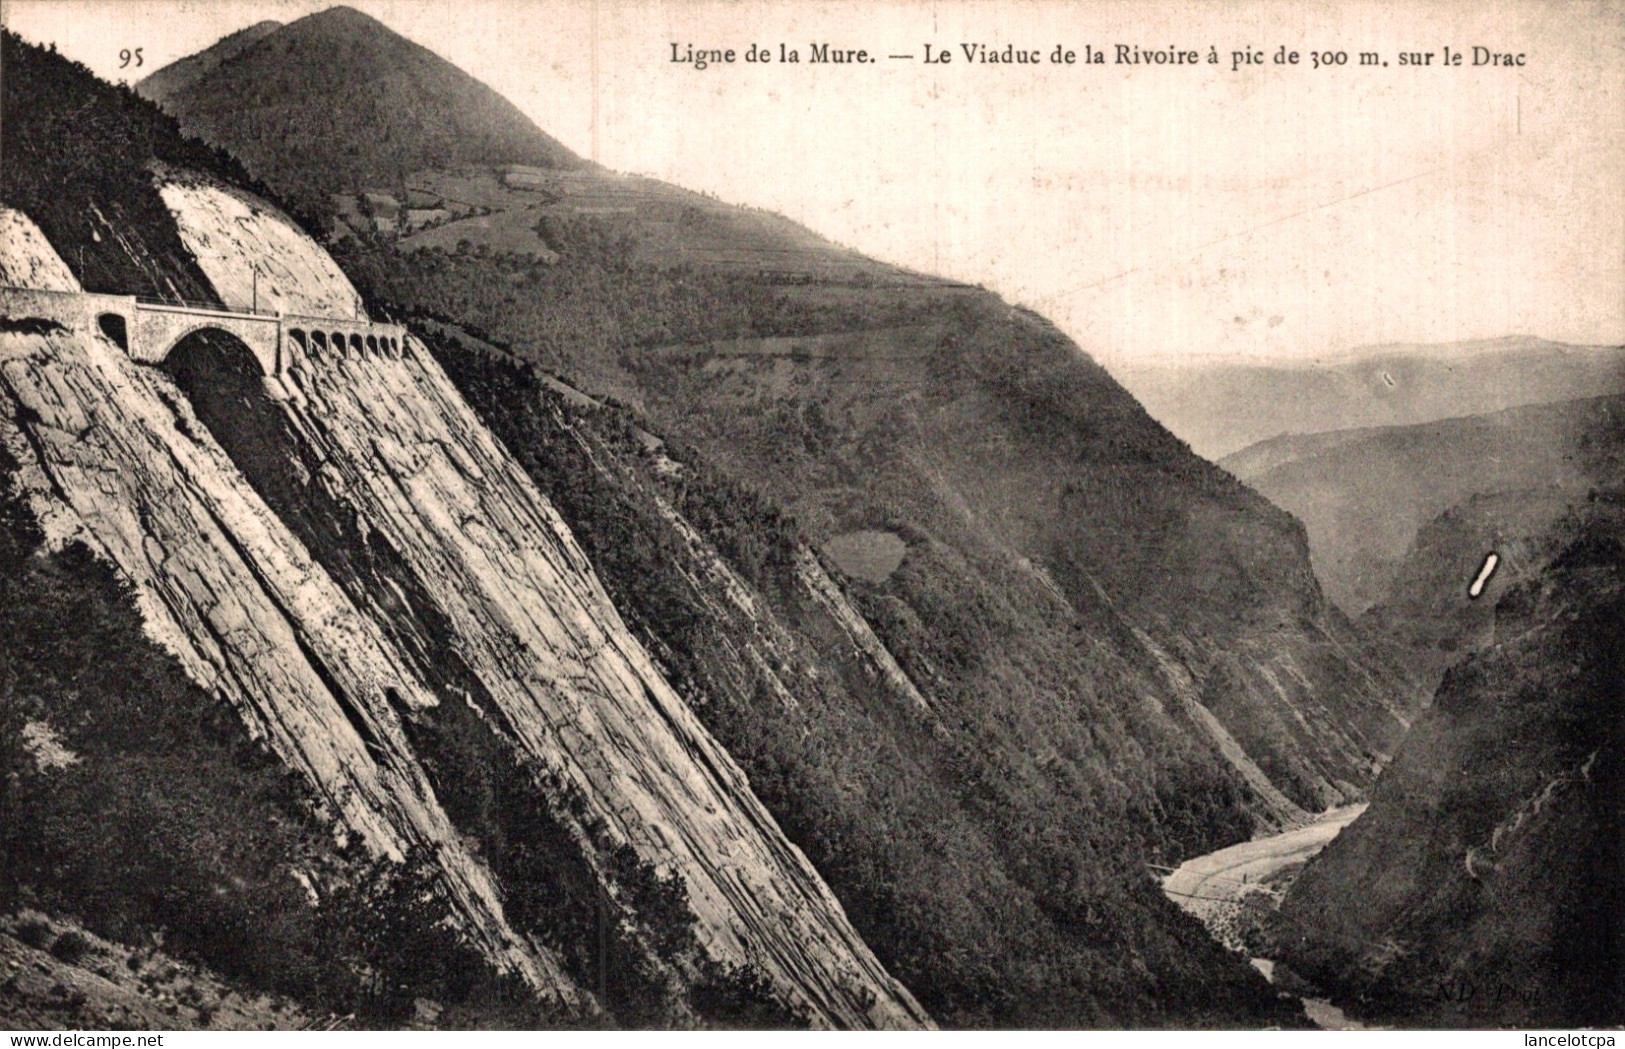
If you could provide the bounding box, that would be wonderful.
[139,7,583,217]
[1270,497,1624,1028]
[136,20,282,105]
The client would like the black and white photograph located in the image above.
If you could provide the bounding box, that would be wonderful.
[0,0,1620,1035]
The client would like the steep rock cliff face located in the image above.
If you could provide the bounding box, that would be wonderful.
[0,194,926,1027]
[156,171,361,316]
[0,209,80,292]
[1,214,586,1012]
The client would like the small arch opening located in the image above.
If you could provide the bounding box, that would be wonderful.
[288,328,307,351]
[349,333,363,355]
[311,331,328,354]
[97,313,128,351]
[331,332,346,355]
[366,335,378,354]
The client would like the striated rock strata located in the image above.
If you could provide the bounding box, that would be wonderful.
[0,197,929,1028]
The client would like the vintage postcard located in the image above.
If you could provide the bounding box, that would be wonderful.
[1,0,1620,1035]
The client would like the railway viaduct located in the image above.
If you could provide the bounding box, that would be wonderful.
[0,286,407,377]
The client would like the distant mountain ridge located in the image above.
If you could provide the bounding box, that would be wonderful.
[1223,394,1625,615]
[1111,336,1625,460]
[137,6,583,215]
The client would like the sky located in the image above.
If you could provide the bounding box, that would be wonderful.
[5,0,1623,364]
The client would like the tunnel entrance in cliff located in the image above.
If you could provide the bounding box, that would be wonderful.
[96,312,128,351]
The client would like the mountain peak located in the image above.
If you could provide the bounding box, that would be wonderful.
[297,4,374,24]
[276,4,408,47]
[138,8,583,211]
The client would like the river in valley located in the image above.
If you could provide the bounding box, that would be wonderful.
[1162,804,1375,1030]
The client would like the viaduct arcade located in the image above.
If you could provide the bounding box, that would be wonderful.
[0,286,408,378]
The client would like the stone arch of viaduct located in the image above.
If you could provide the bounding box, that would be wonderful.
[0,287,407,378]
